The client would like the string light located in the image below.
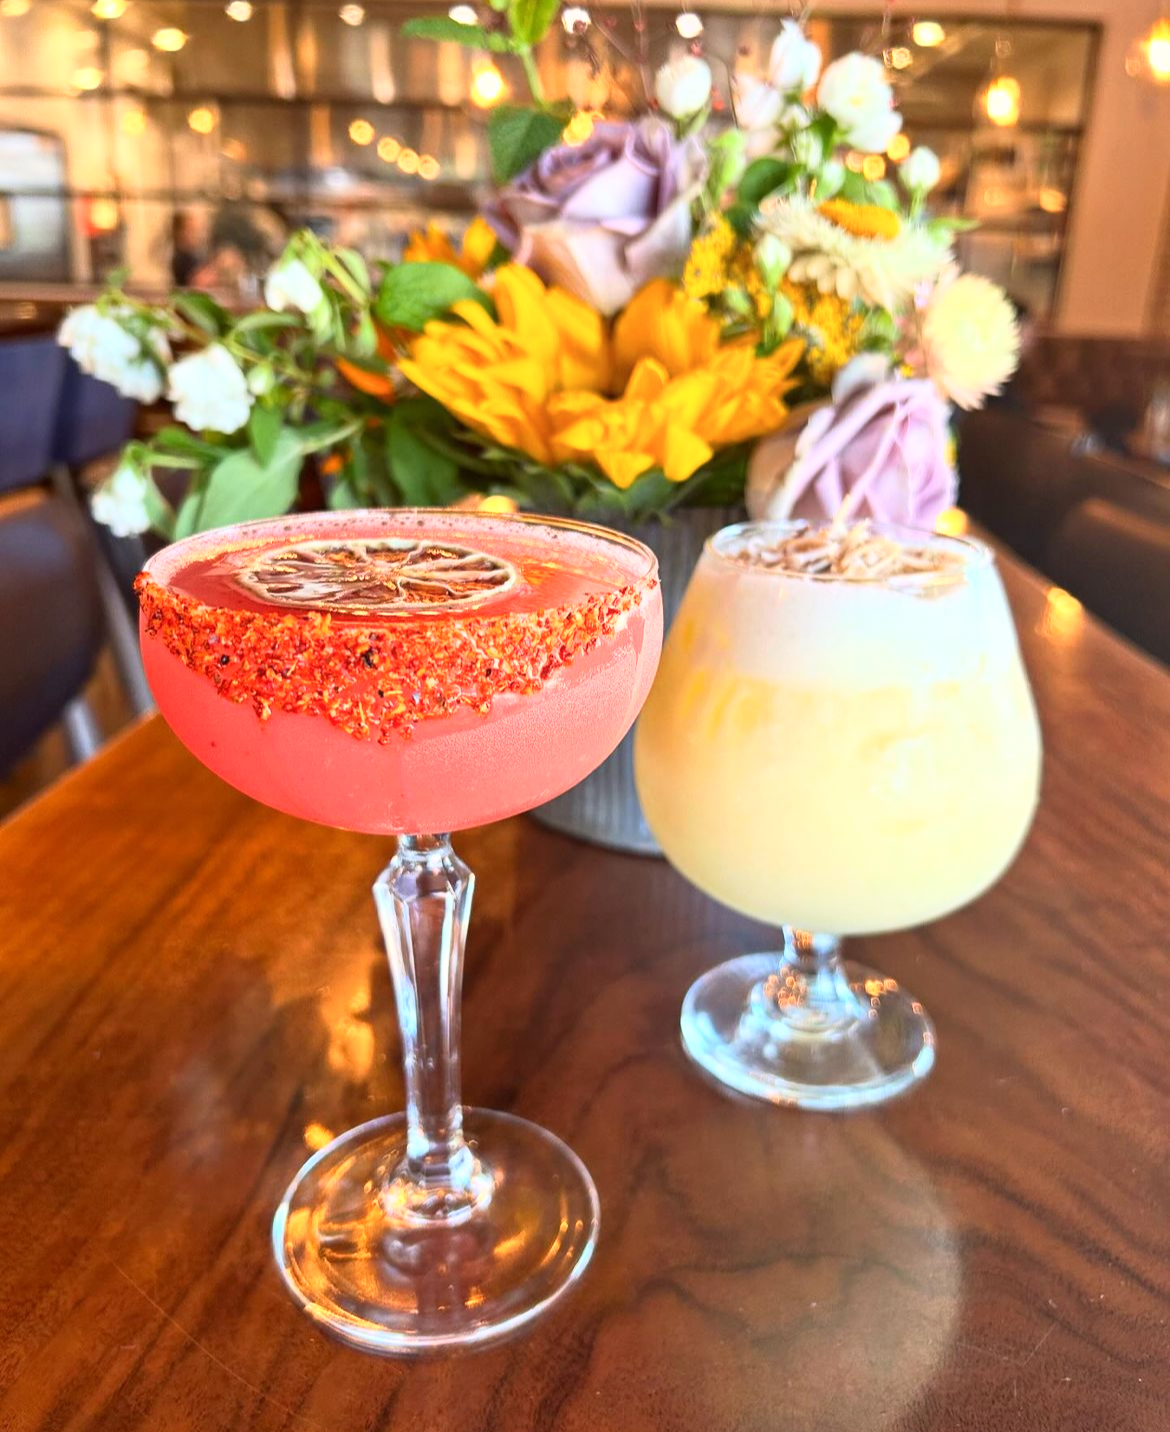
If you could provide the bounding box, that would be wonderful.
[188,106,217,134]
[1128,17,1170,84]
[1038,187,1067,213]
[152,26,187,51]
[845,151,865,173]
[418,155,441,180]
[676,11,703,39]
[984,75,1020,127]
[92,0,128,18]
[912,21,945,48]
[225,1,254,19]
[377,136,401,163]
[887,46,912,69]
[887,133,911,162]
[339,4,365,24]
[470,58,506,107]
[349,119,375,145]
[397,148,420,175]
[89,197,120,232]
[862,154,887,181]
[72,66,105,90]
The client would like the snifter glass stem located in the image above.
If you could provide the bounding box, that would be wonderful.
[681,929,936,1111]
[373,834,490,1222]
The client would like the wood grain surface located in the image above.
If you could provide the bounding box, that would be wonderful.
[0,557,1168,1432]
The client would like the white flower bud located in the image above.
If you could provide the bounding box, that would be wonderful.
[901,146,941,194]
[264,256,326,316]
[90,457,152,538]
[768,20,822,93]
[167,344,253,434]
[655,55,713,120]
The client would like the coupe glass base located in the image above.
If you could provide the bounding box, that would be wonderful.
[273,1108,599,1354]
[681,954,935,1111]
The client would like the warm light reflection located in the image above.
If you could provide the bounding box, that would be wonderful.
[188,106,217,134]
[1039,585,1085,643]
[418,154,441,180]
[471,59,506,107]
[888,46,912,70]
[1144,19,1170,83]
[303,1122,334,1152]
[862,154,886,181]
[89,198,120,231]
[225,0,254,19]
[92,0,128,18]
[349,118,375,145]
[339,3,365,24]
[0,0,31,16]
[845,150,864,173]
[887,132,911,162]
[984,75,1021,127]
[120,107,147,135]
[152,26,187,51]
[912,20,945,48]
[397,147,420,175]
[377,135,401,163]
[72,66,105,91]
[935,507,969,537]
[221,137,247,161]
[1038,186,1067,214]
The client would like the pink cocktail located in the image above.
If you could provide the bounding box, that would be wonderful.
[138,509,662,1354]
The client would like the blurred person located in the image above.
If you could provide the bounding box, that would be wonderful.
[171,210,204,287]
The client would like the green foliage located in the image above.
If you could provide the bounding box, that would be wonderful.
[386,401,467,507]
[375,262,491,332]
[487,104,571,183]
[507,0,560,46]
[173,291,229,337]
[738,158,795,208]
[247,404,282,467]
[402,15,511,51]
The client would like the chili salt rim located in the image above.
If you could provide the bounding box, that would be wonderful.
[137,509,658,743]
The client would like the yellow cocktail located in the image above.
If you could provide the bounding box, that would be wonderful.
[635,521,1041,1108]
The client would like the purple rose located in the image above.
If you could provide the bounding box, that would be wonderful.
[748,376,957,529]
[486,117,705,316]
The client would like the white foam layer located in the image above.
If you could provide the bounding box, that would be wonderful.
[683,545,1022,688]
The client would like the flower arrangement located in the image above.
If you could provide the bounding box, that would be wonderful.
[64,8,1020,540]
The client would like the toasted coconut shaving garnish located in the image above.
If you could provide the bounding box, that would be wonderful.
[721,521,963,581]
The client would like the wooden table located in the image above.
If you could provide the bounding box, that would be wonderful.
[1,555,1168,1432]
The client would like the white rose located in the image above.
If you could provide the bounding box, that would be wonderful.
[902,145,941,194]
[264,256,325,316]
[167,343,253,434]
[817,53,903,153]
[769,20,822,93]
[58,304,169,404]
[655,55,712,120]
[90,458,152,538]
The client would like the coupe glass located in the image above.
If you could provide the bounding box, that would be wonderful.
[634,520,1041,1110]
[137,508,662,1352]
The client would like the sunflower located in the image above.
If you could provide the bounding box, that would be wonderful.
[403,216,497,279]
[758,195,950,311]
[400,267,803,490]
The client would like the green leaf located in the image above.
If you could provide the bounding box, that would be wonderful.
[141,472,177,539]
[928,215,980,236]
[375,262,490,332]
[386,408,464,506]
[507,0,559,46]
[173,477,209,540]
[174,292,229,337]
[335,246,371,295]
[153,425,226,460]
[487,104,571,184]
[864,178,900,212]
[247,404,282,467]
[738,158,794,208]
[230,310,301,337]
[194,430,304,532]
[401,15,511,51]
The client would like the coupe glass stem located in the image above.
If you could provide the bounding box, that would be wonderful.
[373,833,490,1223]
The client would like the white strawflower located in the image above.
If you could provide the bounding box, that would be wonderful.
[264,256,325,316]
[923,272,1020,410]
[90,457,152,538]
[768,20,822,92]
[655,55,712,119]
[817,53,903,153]
[902,146,941,194]
[58,304,169,403]
[758,195,951,310]
[167,343,253,434]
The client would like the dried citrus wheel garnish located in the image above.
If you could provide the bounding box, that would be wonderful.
[235,538,517,615]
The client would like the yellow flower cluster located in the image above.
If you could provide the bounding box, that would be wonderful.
[403,216,497,278]
[683,217,771,319]
[399,266,802,490]
[780,278,867,388]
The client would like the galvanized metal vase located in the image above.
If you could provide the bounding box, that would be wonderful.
[533,506,743,855]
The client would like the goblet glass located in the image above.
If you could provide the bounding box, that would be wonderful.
[635,520,1040,1110]
[138,508,662,1350]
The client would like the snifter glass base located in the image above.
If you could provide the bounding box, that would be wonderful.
[273,1109,599,1354]
[681,942,935,1111]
